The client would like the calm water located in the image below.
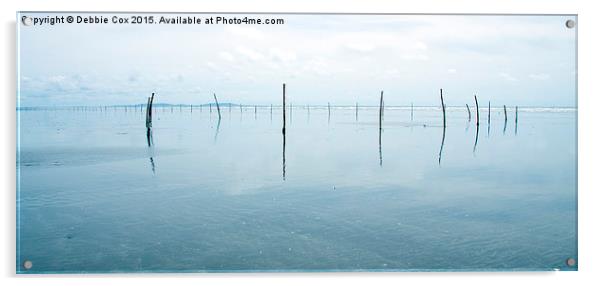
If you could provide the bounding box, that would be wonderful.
[16,105,577,272]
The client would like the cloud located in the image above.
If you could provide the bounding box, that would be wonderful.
[401,54,429,61]
[218,51,235,62]
[345,42,375,52]
[529,73,550,80]
[225,25,264,40]
[236,46,264,61]
[499,72,518,82]
[18,14,576,107]
[269,48,296,62]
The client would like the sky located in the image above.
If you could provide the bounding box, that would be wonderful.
[18,13,577,107]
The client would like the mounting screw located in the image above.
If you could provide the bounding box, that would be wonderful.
[565,19,575,29]
[566,258,576,267]
[21,16,32,26]
[23,260,32,270]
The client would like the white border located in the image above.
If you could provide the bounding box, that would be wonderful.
[2,1,600,285]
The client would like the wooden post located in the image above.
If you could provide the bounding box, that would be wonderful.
[282,83,286,134]
[488,101,491,126]
[440,89,446,128]
[515,106,518,135]
[504,105,508,123]
[379,91,384,131]
[466,104,471,121]
[474,95,480,126]
[411,102,414,121]
[145,92,155,129]
[356,102,359,121]
[213,93,221,120]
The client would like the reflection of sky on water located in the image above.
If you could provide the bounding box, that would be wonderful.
[17,107,576,272]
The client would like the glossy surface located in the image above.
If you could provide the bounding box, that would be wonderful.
[17,106,577,272]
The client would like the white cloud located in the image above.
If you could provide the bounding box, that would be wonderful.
[236,46,264,61]
[401,54,429,61]
[447,68,457,74]
[218,52,235,62]
[224,26,264,40]
[345,42,375,52]
[269,48,296,62]
[499,72,518,82]
[529,73,550,80]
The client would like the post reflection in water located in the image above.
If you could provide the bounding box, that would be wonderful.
[282,126,286,181]
[146,127,156,174]
[473,123,480,154]
[438,125,446,165]
[213,118,222,143]
[378,129,383,167]
[282,83,286,181]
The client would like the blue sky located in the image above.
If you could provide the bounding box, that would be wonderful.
[18,14,576,107]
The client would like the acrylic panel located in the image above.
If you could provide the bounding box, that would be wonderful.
[16,12,577,273]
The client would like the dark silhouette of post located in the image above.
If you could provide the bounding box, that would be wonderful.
[379,91,384,166]
[379,91,384,131]
[466,104,471,122]
[488,101,491,125]
[145,93,155,129]
[503,105,508,134]
[282,83,286,181]
[474,95,480,126]
[440,89,446,128]
[213,93,221,120]
[282,84,286,134]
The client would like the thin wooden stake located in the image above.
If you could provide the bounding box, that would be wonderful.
[213,93,221,120]
[466,104,471,121]
[379,91,384,131]
[474,95,480,126]
[440,89,446,128]
[145,93,155,129]
[488,101,491,125]
[282,83,286,134]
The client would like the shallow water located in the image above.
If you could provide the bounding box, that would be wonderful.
[16,106,577,272]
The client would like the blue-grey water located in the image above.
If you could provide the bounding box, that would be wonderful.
[16,105,577,272]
